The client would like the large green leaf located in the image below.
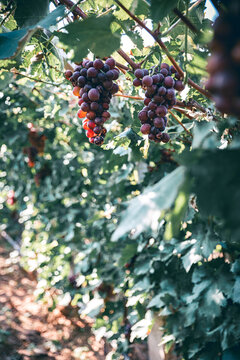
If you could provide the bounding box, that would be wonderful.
[14,0,49,27]
[112,166,186,241]
[150,0,179,22]
[0,5,65,60]
[56,14,121,60]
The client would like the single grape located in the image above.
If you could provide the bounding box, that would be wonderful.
[105,58,116,69]
[140,123,151,134]
[88,88,100,101]
[133,78,142,87]
[142,76,153,87]
[164,76,175,88]
[93,59,104,69]
[134,69,144,79]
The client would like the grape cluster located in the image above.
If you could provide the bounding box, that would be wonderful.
[206,2,240,117]
[133,63,184,143]
[65,58,119,145]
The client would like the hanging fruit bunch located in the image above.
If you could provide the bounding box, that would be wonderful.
[65,58,120,146]
[133,63,185,143]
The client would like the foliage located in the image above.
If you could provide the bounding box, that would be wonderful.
[0,1,240,359]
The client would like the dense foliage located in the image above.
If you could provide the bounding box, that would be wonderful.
[0,0,240,359]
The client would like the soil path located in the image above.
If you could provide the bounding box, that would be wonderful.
[0,245,105,360]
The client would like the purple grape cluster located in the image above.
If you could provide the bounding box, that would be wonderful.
[65,58,120,146]
[206,2,240,117]
[133,63,185,143]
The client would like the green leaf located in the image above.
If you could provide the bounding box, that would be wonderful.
[0,5,65,60]
[56,14,121,60]
[150,0,179,22]
[112,166,186,241]
[147,294,165,309]
[14,0,49,28]
[118,242,137,266]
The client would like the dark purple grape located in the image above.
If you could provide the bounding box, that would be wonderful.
[149,102,157,110]
[90,102,99,111]
[133,78,142,87]
[134,69,144,79]
[72,71,80,80]
[105,58,116,69]
[87,67,98,78]
[151,126,158,135]
[148,110,155,118]
[112,69,120,80]
[174,80,185,91]
[160,68,168,77]
[170,65,177,74]
[80,68,88,77]
[87,111,96,120]
[98,72,107,82]
[161,63,170,70]
[88,88,100,101]
[148,133,155,141]
[81,102,90,112]
[106,70,114,80]
[140,123,151,134]
[103,80,113,90]
[142,76,153,87]
[110,83,119,94]
[164,76,174,88]
[144,98,151,106]
[162,133,170,143]
[93,59,104,69]
[77,76,86,87]
[82,93,90,102]
[156,105,167,116]
[138,111,148,122]
[166,89,175,99]
[154,117,165,130]
[143,69,149,76]
[158,86,167,96]
[152,74,160,84]
[102,64,110,72]
[95,117,104,125]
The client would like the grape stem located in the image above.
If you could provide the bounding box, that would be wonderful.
[114,0,212,100]
[114,93,144,100]
[169,110,193,136]
[117,49,139,70]
[10,69,62,87]
[173,107,195,120]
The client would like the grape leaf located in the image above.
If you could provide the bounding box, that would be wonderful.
[112,166,186,241]
[0,5,65,60]
[150,0,179,22]
[14,0,49,28]
[55,14,121,60]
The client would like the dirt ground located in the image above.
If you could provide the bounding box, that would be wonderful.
[0,245,106,360]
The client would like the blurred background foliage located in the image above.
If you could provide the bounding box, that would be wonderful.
[0,0,240,359]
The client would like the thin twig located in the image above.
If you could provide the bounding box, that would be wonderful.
[169,110,193,136]
[173,106,195,120]
[11,69,61,87]
[0,231,20,251]
[114,93,144,100]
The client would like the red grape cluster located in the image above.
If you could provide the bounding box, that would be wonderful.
[206,2,240,117]
[133,63,184,143]
[65,58,119,145]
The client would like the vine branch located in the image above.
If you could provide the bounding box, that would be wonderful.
[169,110,193,136]
[114,0,212,100]
[11,69,61,87]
